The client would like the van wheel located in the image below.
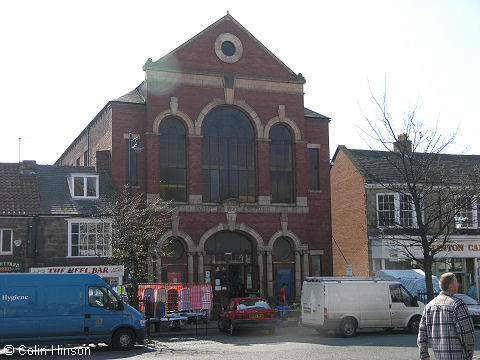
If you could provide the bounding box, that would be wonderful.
[408,316,421,334]
[229,322,236,336]
[339,317,357,337]
[111,328,135,350]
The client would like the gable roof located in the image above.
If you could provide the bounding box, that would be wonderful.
[335,145,480,185]
[144,14,303,81]
[0,162,40,216]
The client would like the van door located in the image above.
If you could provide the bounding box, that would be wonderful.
[302,283,325,326]
[356,283,390,327]
[42,284,87,343]
[301,282,323,326]
[85,286,125,343]
[389,284,417,327]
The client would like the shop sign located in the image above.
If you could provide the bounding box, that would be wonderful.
[0,259,24,273]
[29,265,124,278]
[386,239,480,259]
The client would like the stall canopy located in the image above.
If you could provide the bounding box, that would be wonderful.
[374,269,441,297]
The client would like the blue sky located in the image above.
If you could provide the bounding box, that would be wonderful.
[0,0,478,164]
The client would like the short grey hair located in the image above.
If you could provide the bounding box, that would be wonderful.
[439,272,457,291]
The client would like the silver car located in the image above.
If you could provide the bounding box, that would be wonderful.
[454,294,480,325]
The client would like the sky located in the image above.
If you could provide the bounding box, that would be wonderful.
[0,0,479,164]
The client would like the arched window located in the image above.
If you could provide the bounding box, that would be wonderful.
[202,107,255,203]
[159,118,186,201]
[163,238,185,261]
[270,125,294,203]
[272,237,292,260]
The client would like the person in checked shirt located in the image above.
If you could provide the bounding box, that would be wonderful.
[417,272,475,360]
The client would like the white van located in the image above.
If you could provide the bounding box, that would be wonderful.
[301,277,424,337]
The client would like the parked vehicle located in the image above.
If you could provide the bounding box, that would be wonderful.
[0,273,146,350]
[217,297,276,335]
[301,277,424,337]
[454,294,480,325]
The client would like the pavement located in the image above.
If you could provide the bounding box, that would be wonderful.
[148,318,300,338]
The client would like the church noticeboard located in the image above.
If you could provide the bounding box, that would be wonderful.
[0,259,25,273]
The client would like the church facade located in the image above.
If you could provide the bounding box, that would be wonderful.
[56,14,332,303]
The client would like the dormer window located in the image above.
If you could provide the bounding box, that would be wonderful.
[68,174,99,199]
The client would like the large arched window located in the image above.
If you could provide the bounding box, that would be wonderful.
[270,125,294,203]
[202,107,255,203]
[159,118,186,201]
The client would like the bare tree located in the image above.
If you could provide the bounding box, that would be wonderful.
[360,88,480,302]
[105,188,173,308]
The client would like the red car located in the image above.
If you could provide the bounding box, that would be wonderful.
[217,297,276,335]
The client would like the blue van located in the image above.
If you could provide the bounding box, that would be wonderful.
[0,273,146,350]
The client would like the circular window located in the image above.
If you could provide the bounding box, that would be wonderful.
[273,238,292,260]
[221,41,235,56]
[164,239,184,260]
[214,33,243,63]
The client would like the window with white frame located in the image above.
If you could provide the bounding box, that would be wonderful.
[68,174,99,199]
[377,193,417,228]
[455,196,478,229]
[0,229,13,254]
[68,220,111,257]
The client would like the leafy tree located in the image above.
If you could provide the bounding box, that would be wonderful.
[361,89,480,302]
[106,188,173,309]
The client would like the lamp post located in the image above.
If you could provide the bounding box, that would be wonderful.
[128,131,144,199]
[127,131,143,308]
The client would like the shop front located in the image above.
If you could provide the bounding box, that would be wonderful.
[0,259,25,273]
[371,236,480,295]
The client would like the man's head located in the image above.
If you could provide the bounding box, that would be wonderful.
[439,272,459,294]
[282,283,287,288]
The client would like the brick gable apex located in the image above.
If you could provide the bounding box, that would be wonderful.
[144,14,303,81]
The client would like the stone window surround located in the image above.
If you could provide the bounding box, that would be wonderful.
[376,192,418,229]
[214,33,243,64]
[67,218,112,258]
[455,195,479,229]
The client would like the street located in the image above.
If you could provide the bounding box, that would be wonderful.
[3,327,480,359]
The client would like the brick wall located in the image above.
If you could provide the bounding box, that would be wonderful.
[331,149,369,276]
[59,106,114,167]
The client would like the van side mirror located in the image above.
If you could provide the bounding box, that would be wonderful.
[413,296,419,307]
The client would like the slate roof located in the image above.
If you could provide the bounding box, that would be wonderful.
[0,162,111,217]
[113,87,145,104]
[0,162,40,216]
[338,146,480,185]
[304,107,330,120]
[36,165,111,216]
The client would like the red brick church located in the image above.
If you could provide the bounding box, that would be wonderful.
[56,14,332,302]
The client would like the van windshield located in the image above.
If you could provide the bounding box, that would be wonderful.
[89,286,120,310]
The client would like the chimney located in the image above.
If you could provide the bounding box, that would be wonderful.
[95,150,111,172]
[393,134,412,154]
[22,160,36,170]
